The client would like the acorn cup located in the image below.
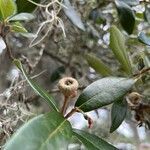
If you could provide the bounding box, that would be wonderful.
[58,77,79,115]
[58,77,79,98]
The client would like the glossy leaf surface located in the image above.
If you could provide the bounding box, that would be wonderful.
[75,77,135,112]
[63,0,85,31]
[115,0,135,34]
[0,0,16,19]
[110,25,132,74]
[16,0,40,13]
[5,111,72,150]
[73,129,118,150]
[9,13,35,21]
[110,99,127,133]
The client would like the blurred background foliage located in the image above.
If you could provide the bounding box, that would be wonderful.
[0,0,150,149]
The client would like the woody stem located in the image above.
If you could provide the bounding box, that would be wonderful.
[61,96,70,115]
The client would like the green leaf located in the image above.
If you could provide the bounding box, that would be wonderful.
[5,111,72,150]
[75,77,135,112]
[63,0,85,31]
[110,99,127,133]
[13,59,58,111]
[115,0,135,34]
[0,0,17,19]
[109,25,132,75]
[11,22,28,33]
[20,32,36,38]
[85,53,112,76]
[9,13,35,21]
[138,32,150,46]
[0,7,2,20]
[16,0,40,13]
[73,129,118,150]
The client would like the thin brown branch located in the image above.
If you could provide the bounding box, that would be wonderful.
[0,70,46,100]
[43,51,67,65]
[65,108,77,119]
[133,67,150,77]
[3,36,15,61]
[61,96,69,115]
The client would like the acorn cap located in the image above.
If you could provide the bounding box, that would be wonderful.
[58,77,79,97]
[127,92,143,106]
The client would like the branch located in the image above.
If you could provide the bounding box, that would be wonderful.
[3,36,14,61]
[43,51,67,65]
[133,67,150,77]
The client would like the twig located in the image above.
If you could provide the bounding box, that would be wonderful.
[17,70,47,87]
[65,108,77,119]
[3,36,14,61]
[43,51,67,65]
[61,96,69,115]
[0,70,46,98]
[133,67,150,77]
[21,55,33,72]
